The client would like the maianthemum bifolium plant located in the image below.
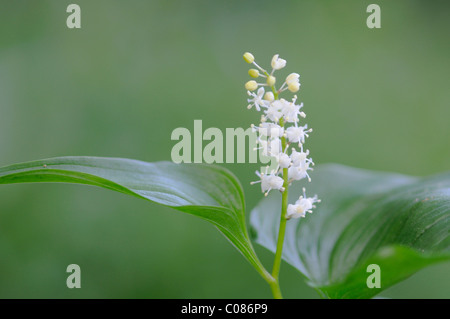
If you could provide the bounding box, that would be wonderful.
[0,53,450,299]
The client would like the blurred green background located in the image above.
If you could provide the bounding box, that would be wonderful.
[0,0,449,298]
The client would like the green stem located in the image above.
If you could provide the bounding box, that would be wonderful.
[269,277,283,299]
[272,170,288,280]
[268,117,289,299]
[256,79,287,298]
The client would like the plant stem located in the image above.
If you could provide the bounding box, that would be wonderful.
[268,117,289,299]
[268,276,283,299]
[272,169,288,277]
[257,79,287,298]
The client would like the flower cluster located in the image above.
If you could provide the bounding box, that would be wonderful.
[244,52,320,220]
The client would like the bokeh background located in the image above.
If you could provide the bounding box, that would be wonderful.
[0,0,449,298]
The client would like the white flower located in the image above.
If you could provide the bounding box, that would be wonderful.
[267,137,282,157]
[286,188,320,219]
[277,153,291,168]
[247,87,266,111]
[254,138,269,156]
[287,203,306,219]
[264,101,284,122]
[285,124,311,144]
[265,107,282,122]
[288,160,312,182]
[262,174,284,194]
[290,149,312,167]
[253,122,284,138]
[255,136,282,157]
[271,54,287,70]
[251,170,285,196]
[282,100,304,122]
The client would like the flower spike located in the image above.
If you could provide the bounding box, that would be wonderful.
[243,52,319,220]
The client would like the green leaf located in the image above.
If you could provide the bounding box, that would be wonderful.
[0,156,271,281]
[250,163,450,298]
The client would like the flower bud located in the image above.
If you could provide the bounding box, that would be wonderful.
[248,69,259,78]
[243,52,255,64]
[288,82,300,92]
[267,75,276,86]
[286,73,300,85]
[245,80,258,91]
[264,92,274,101]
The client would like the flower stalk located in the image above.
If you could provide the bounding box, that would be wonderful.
[243,52,320,298]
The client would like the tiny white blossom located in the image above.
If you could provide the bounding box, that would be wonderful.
[282,99,304,123]
[253,138,269,156]
[265,100,284,122]
[255,136,282,157]
[286,188,320,219]
[277,153,291,169]
[251,170,285,196]
[253,123,284,138]
[287,203,307,219]
[290,149,313,167]
[263,174,284,194]
[247,87,266,111]
[288,160,312,182]
[285,124,311,144]
[271,54,287,71]
[267,137,282,157]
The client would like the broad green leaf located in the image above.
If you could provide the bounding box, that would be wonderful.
[0,156,271,281]
[250,164,450,298]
